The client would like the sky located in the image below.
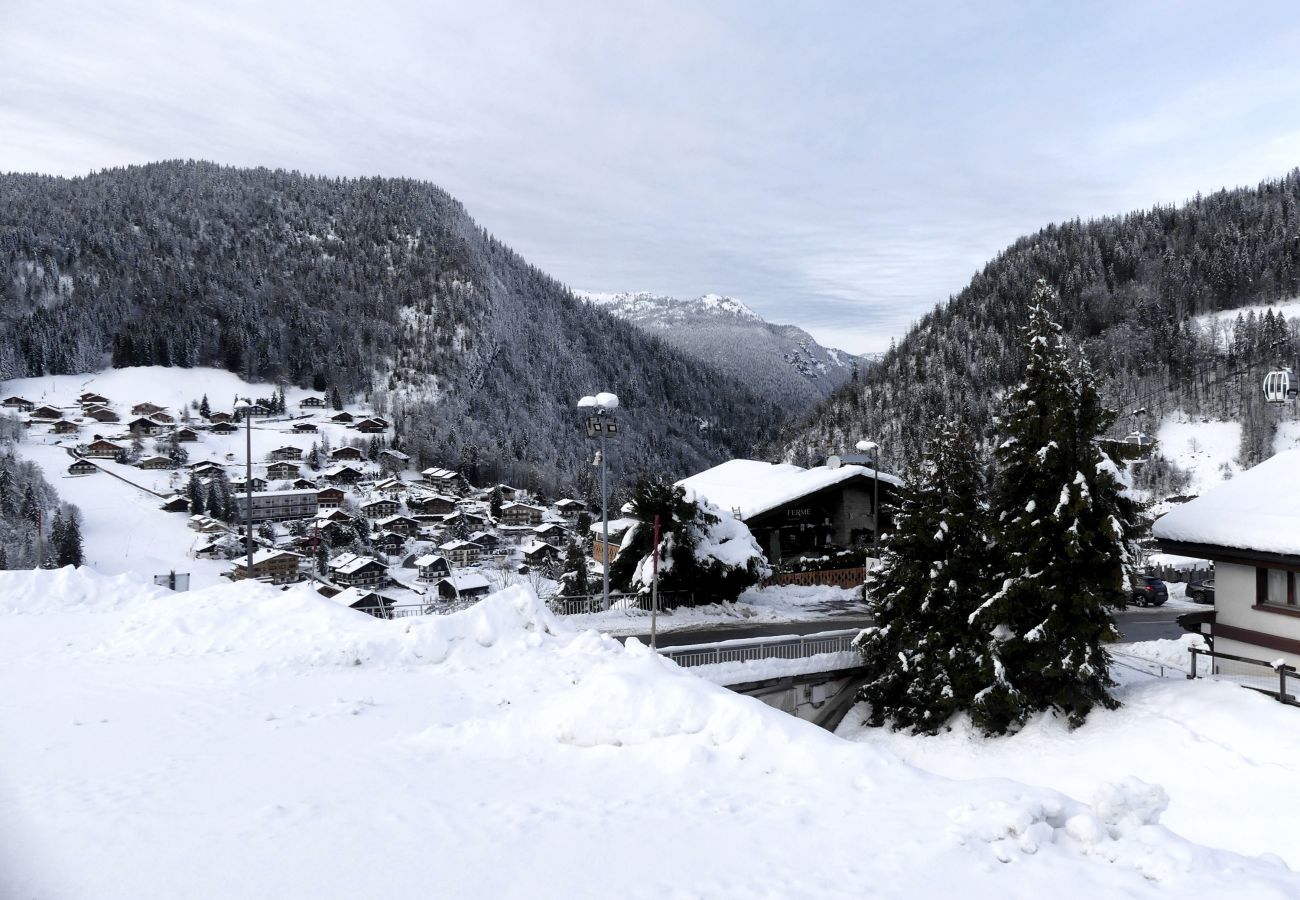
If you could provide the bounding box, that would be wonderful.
[4,2,1300,353]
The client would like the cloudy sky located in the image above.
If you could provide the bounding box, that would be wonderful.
[4,1,1300,352]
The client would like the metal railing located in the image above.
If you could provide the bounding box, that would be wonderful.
[352,598,478,620]
[547,591,699,616]
[1188,647,1299,705]
[659,629,860,669]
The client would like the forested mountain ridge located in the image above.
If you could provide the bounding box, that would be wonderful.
[577,290,858,412]
[0,161,785,494]
[777,170,1300,473]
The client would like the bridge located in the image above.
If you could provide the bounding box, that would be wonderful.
[656,629,868,730]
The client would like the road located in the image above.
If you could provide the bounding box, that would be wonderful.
[635,607,1185,649]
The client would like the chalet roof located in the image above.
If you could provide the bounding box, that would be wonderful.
[439,572,490,593]
[520,540,556,557]
[439,539,483,552]
[376,514,418,526]
[88,439,126,449]
[422,467,457,479]
[379,449,410,461]
[230,548,304,567]
[235,489,320,500]
[326,587,383,609]
[316,486,346,495]
[589,517,638,538]
[361,497,398,509]
[501,501,544,513]
[138,455,173,466]
[676,459,902,522]
[322,464,363,477]
[554,498,585,508]
[534,523,566,533]
[328,552,387,576]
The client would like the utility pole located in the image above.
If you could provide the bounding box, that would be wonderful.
[650,513,660,650]
[856,439,881,575]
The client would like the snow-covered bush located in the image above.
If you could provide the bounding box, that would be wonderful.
[609,475,769,607]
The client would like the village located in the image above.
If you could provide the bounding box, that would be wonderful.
[0,372,896,622]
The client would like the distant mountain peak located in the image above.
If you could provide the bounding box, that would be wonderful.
[576,291,764,325]
[575,288,857,414]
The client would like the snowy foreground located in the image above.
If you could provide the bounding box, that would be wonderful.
[2,569,1297,899]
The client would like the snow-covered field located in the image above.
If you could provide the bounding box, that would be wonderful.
[1154,414,1242,495]
[1,567,1296,899]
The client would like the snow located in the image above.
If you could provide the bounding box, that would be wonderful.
[839,636,1300,872]
[1154,414,1242,494]
[2,569,1296,898]
[677,459,901,522]
[1153,448,1300,555]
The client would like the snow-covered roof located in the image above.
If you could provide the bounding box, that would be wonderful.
[439,573,490,592]
[376,514,416,526]
[520,540,555,556]
[422,467,457,479]
[327,552,386,575]
[588,517,638,537]
[439,540,483,552]
[414,554,447,568]
[502,501,544,512]
[1153,449,1300,557]
[676,459,901,522]
[230,549,303,567]
[326,587,382,609]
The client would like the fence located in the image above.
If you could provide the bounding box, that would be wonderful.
[659,629,860,669]
[352,598,478,620]
[546,591,700,616]
[1188,647,1299,705]
[765,567,866,589]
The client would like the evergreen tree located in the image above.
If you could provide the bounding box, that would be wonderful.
[0,545,8,570]
[609,475,767,607]
[57,514,83,567]
[20,484,39,526]
[330,387,343,411]
[553,539,592,601]
[199,394,211,418]
[855,418,992,734]
[489,485,504,520]
[971,281,1137,734]
[187,472,206,515]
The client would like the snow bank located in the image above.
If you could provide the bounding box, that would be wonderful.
[2,568,1297,898]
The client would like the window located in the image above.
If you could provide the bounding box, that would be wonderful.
[1256,567,1298,606]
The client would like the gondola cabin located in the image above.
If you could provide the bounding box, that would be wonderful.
[1263,368,1298,404]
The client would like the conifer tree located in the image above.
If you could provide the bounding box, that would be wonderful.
[855,418,991,734]
[199,394,211,418]
[489,485,504,520]
[187,472,206,515]
[971,281,1136,734]
[553,539,592,601]
[57,514,83,567]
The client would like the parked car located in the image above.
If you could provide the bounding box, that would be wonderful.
[1129,574,1169,607]
[1187,577,1216,605]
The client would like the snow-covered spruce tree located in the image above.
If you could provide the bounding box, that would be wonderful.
[610,475,769,607]
[854,417,991,734]
[971,282,1136,734]
[553,539,593,601]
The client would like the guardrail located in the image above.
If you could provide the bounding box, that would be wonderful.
[547,592,698,616]
[1189,647,1299,705]
[659,629,860,669]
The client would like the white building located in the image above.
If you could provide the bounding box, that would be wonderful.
[1154,448,1300,669]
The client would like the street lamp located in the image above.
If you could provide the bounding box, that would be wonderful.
[234,399,254,580]
[578,391,619,611]
[856,439,880,572]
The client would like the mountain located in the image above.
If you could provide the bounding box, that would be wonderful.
[577,291,858,412]
[0,161,786,495]
[777,170,1300,476]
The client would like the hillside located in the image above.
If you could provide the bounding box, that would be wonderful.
[778,170,1300,474]
[577,291,858,412]
[0,162,785,496]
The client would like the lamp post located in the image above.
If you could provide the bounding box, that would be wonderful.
[578,392,619,611]
[235,399,254,580]
[856,440,880,572]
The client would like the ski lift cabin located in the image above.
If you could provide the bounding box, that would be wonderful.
[1263,368,1298,404]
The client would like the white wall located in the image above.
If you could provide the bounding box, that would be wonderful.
[1216,561,1300,670]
